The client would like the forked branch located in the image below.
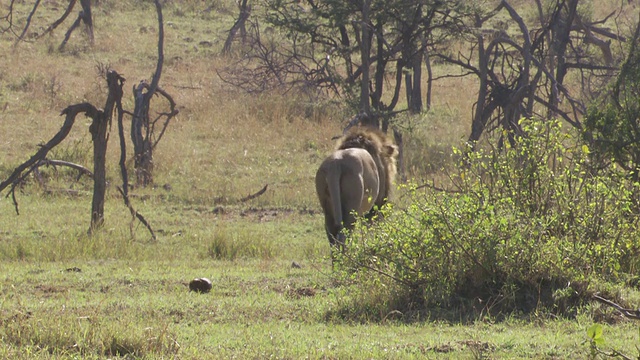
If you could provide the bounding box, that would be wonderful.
[593,294,640,320]
[38,0,78,39]
[0,103,98,195]
[13,0,41,46]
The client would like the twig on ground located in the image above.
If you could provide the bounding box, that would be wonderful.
[240,184,268,202]
[593,294,640,320]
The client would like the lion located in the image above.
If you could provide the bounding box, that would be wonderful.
[315,126,398,255]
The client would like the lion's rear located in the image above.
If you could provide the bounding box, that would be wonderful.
[316,126,399,255]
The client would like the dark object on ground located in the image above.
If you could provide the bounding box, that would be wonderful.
[189,277,212,293]
[291,261,301,269]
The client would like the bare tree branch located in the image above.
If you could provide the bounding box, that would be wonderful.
[239,184,268,202]
[131,84,178,151]
[117,187,157,241]
[37,0,77,39]
[223,0,251,55]
[130,0,167,186]
[0,103,98,195]
[13,0,41,46]
[59,0,93,50]
[0,0,17,35]
[36,159,93,179]
[574,15,614,66]
[152,115,178,152]
[2,103,98,215]
[149,0,164,95]
[593,294,640,320]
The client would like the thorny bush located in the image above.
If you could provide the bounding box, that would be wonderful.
[333,118,640,321]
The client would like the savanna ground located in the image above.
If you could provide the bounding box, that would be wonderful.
[1,0,639,358]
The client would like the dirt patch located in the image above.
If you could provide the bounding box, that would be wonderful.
[272,283,320,299]
[285,286,317,299]
[34,284,69,297]
[211,206,320,222]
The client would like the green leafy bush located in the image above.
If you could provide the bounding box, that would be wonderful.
[334,118,640,320]
[584,29,640,181]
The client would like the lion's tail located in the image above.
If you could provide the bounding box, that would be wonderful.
[326,169,343,235]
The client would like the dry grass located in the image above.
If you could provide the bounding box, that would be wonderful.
[1,0,637,263]
[0,1,479,203]
[0,16,344,210]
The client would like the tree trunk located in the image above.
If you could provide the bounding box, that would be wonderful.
[89,71,123,233]
[548,0,578,118]
[372,21,386,111]
[132,82,154,186]
[80,0,94,44]
[404,72,412,113]
[423,37,432,110]
[409,49,423,113]
[401,12,422,114]
[89,111,107,232]
[469,33,489,146]
[359,0,374,126]
[131,0,165,187]
[59,0,93,50]
[222,0,251,55]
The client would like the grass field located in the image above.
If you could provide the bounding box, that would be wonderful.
[2,1,640,358]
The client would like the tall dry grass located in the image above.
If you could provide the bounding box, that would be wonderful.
[5,0,633,239]
[0,0,482,213]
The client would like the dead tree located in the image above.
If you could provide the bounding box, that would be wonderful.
[9,0,93,49]
[0,103,98,214]
[222,0,251,55]
[131,82,177,186]
[0,69,156,239]
[59,0,94,50]
[0,1,174,239]
[88,71,122,231]
[131,0,178,187]
[38,0,79,39]
[435,0,626,149]
[0,1,16,35]
[13,0,41,45]
[0,69,152,238]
